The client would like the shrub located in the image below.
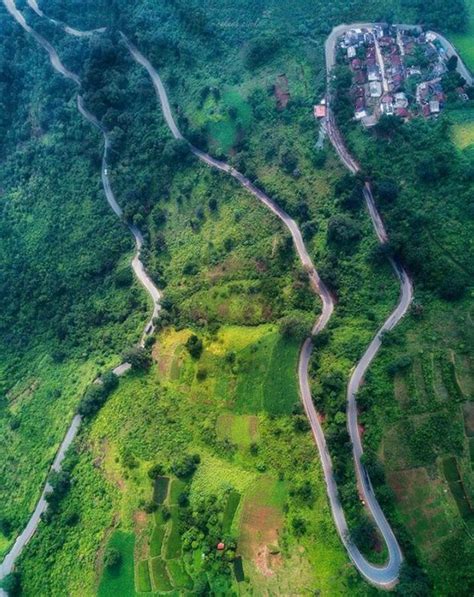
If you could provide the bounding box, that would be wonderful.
[291,517,307,536]
[171,453,201,478]
[104,547,122,569]
[122,346,152,370]
[186,334,203,359]
[196,367,207,381]
[148,463,165,479]
[143,500,158,513]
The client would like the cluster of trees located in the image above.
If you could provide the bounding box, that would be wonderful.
[170,453,201,478]
[77,371,118,417]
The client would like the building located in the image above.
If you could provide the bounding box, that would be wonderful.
[347,46,356,59]
[314,104,327,119]
[429,99,440,113]
[369,81,383,97]
[368,65,381,81]
[381,94,394,115]
[394,92,408,108]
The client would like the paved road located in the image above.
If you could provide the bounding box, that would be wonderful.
[26,0,105,37]
[325,23,417,585]
[0,2,160,588]
[123,35,408,588]
[122,35,334,331]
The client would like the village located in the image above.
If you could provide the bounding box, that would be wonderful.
[333,25,470,126]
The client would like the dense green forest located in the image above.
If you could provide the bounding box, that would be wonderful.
[0,0,473,595]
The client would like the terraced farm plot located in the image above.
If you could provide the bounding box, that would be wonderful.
[191,453,257,497]
[98,531,135,597]
[149,520,166,557]
[165,507,182,559]
[442,457,474,523]
[169,478,188,506]
[216,413,259,447]
[153,476,169,505]
[238,477,286,576]
[462,402,474,437]
[263,336,300,414]
[235,332,300,414]
[150,557,173,592]
[167,558,193,590]
[136,559,152,593]
[223,490,241,534]
[387,468,458,558]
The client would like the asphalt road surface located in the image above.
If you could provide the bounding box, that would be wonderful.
[325,23,416,585]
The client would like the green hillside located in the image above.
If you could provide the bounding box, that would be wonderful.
[0,0,473,595]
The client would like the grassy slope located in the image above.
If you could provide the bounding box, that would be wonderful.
[450,0,474,72]
[8,1,473,596]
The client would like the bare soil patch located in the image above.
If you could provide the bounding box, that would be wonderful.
[274,74,290,110]
[239,501,283,576]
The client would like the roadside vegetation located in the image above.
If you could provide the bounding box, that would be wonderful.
[0,3,148,557]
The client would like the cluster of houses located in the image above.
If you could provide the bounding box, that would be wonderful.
[336,25,467,126]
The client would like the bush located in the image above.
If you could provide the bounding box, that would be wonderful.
[1,572,21,596]
[244,35,281,69]
[196,367,207,381]
[104,547,122,569]
[327,215,361,250]
[375,179,399,203]
[77,371,118,417]
[186,334,203,359]
[279,312,313,341]
[291,517,307,536]
[77,384,106,417]
[101,371,118,393]
[171,453,200,478]
[122,346,152,370]
[148,463,165,479]
[143,500,158,513]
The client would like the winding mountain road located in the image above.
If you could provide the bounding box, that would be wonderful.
[0,1,160,588]
[4,8,469,592]
[26,0,105,37]
[122,32,408,588]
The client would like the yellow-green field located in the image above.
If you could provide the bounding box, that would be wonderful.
[452,121,474,149]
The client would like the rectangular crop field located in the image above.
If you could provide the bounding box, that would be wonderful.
[263,336,300,414]
[165,507,182,559]
[169,478,187,506]
[222,490,241,534]
[167,559,193,589]
[150,557,173,592]
[442,457,474,521]
[150,521,166,557]
[136,559,152,593]
[153,476,169,505]
[98,531,135,597]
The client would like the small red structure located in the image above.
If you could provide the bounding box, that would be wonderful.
[313,104,327,119]
[217,542,225,551]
